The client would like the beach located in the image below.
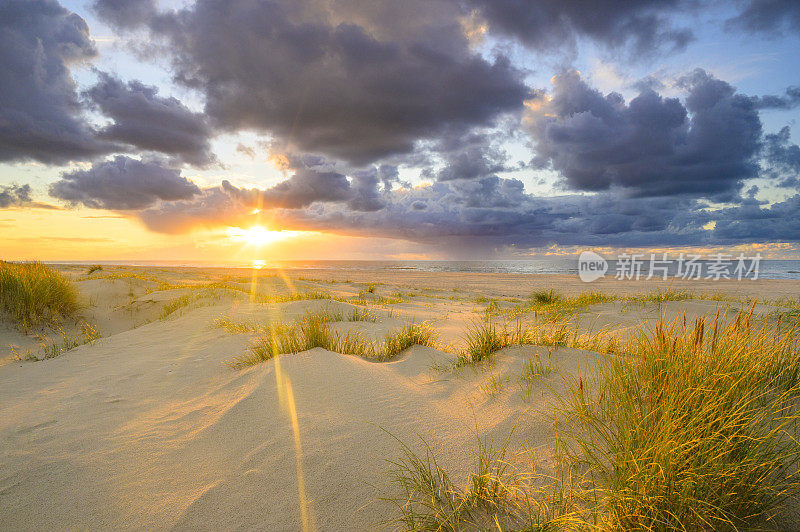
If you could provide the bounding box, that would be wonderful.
[1,264,799,530]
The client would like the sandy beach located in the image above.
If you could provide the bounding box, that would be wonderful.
[1,264,799,530]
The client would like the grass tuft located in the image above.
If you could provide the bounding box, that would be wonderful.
[86,264,103,275]
[380,322,439,361]
[558,310,800,530]
[531,289,561,305]
[231,312,437,367]
[384,431,573,530]
[0,261,79,330]
[12,322,100,361]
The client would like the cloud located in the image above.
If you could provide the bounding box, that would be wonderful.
[84,72,215,166]
[0,0,112,164]
[131,172,709,250]
[92,0,155,28]
[236,144,256,159]
[224,170,352,211]
[49,156,201,210]
[463,0,694,56]
[712,194,800,242]
[93,0,530,165]
[752,86,800,110]
[136,185,246,234]
[427,130,512,182]
[0,184,32,208]
[726,0,800,35]
[527,69,762,199]
[132,165,800,253]
[763,126,800,187]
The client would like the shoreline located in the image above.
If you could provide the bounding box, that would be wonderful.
[50,263,800,301]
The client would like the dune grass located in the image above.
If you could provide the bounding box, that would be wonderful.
[158,294,197,320]
[86,264,103,275]
[229,311,438,368]
[384,429,577,531]
[531,288,561,305]
[459,318,616,366]
[502,288,718,321]
[623,287,694,303]
[0,261,79,330]
[12,322,101,361]
[215,307,380,334]
[388,308,800,530]
[504,290,612,320]
[558,310,800,530]
[380,321,439,361]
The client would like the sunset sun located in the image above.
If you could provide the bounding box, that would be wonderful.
[225,226,305,246]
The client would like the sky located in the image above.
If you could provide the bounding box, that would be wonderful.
[1,0,800,262]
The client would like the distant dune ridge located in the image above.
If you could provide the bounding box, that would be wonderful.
[2,264,800,529]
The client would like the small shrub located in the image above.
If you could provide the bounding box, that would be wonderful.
[86,264,103,275]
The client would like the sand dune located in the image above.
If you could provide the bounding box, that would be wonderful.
[1,265,797,529]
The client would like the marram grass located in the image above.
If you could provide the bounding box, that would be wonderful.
[12,322,100,361]
[558,309,800,530]
[229,311,438,368]
[459,318,617,366]
[0,261,79,330]
[387,309,800,530]
[383,429,582,531]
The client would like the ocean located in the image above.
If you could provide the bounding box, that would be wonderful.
[50,258,800,280]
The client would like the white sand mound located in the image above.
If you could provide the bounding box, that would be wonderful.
[4,267,795,529]
[0,301,597,530]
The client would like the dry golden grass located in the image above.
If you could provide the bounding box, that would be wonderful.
[0,261,79,330]
[389,308,800,530]
[228,311,438,368]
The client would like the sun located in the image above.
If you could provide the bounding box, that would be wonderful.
[226,226,304,247]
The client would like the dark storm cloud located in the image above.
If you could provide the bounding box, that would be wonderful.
[133,173,715,250]
[0,184,31,208]
[763,126,800,187]
[712,195,800,242]
[225,170,352,210]
[528,69,762,199]
[463,0,695,56]
[92,0,156,28]
[0,0,112,164]
[347,169,386,212]
[726,0,800,35]
[222,155,354,210]
[429,131,511,182]
[752,87,800,111]
[84,73,215,166]
[92,0,530,165]
[260,181,713,250]
[49,156,201,210]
